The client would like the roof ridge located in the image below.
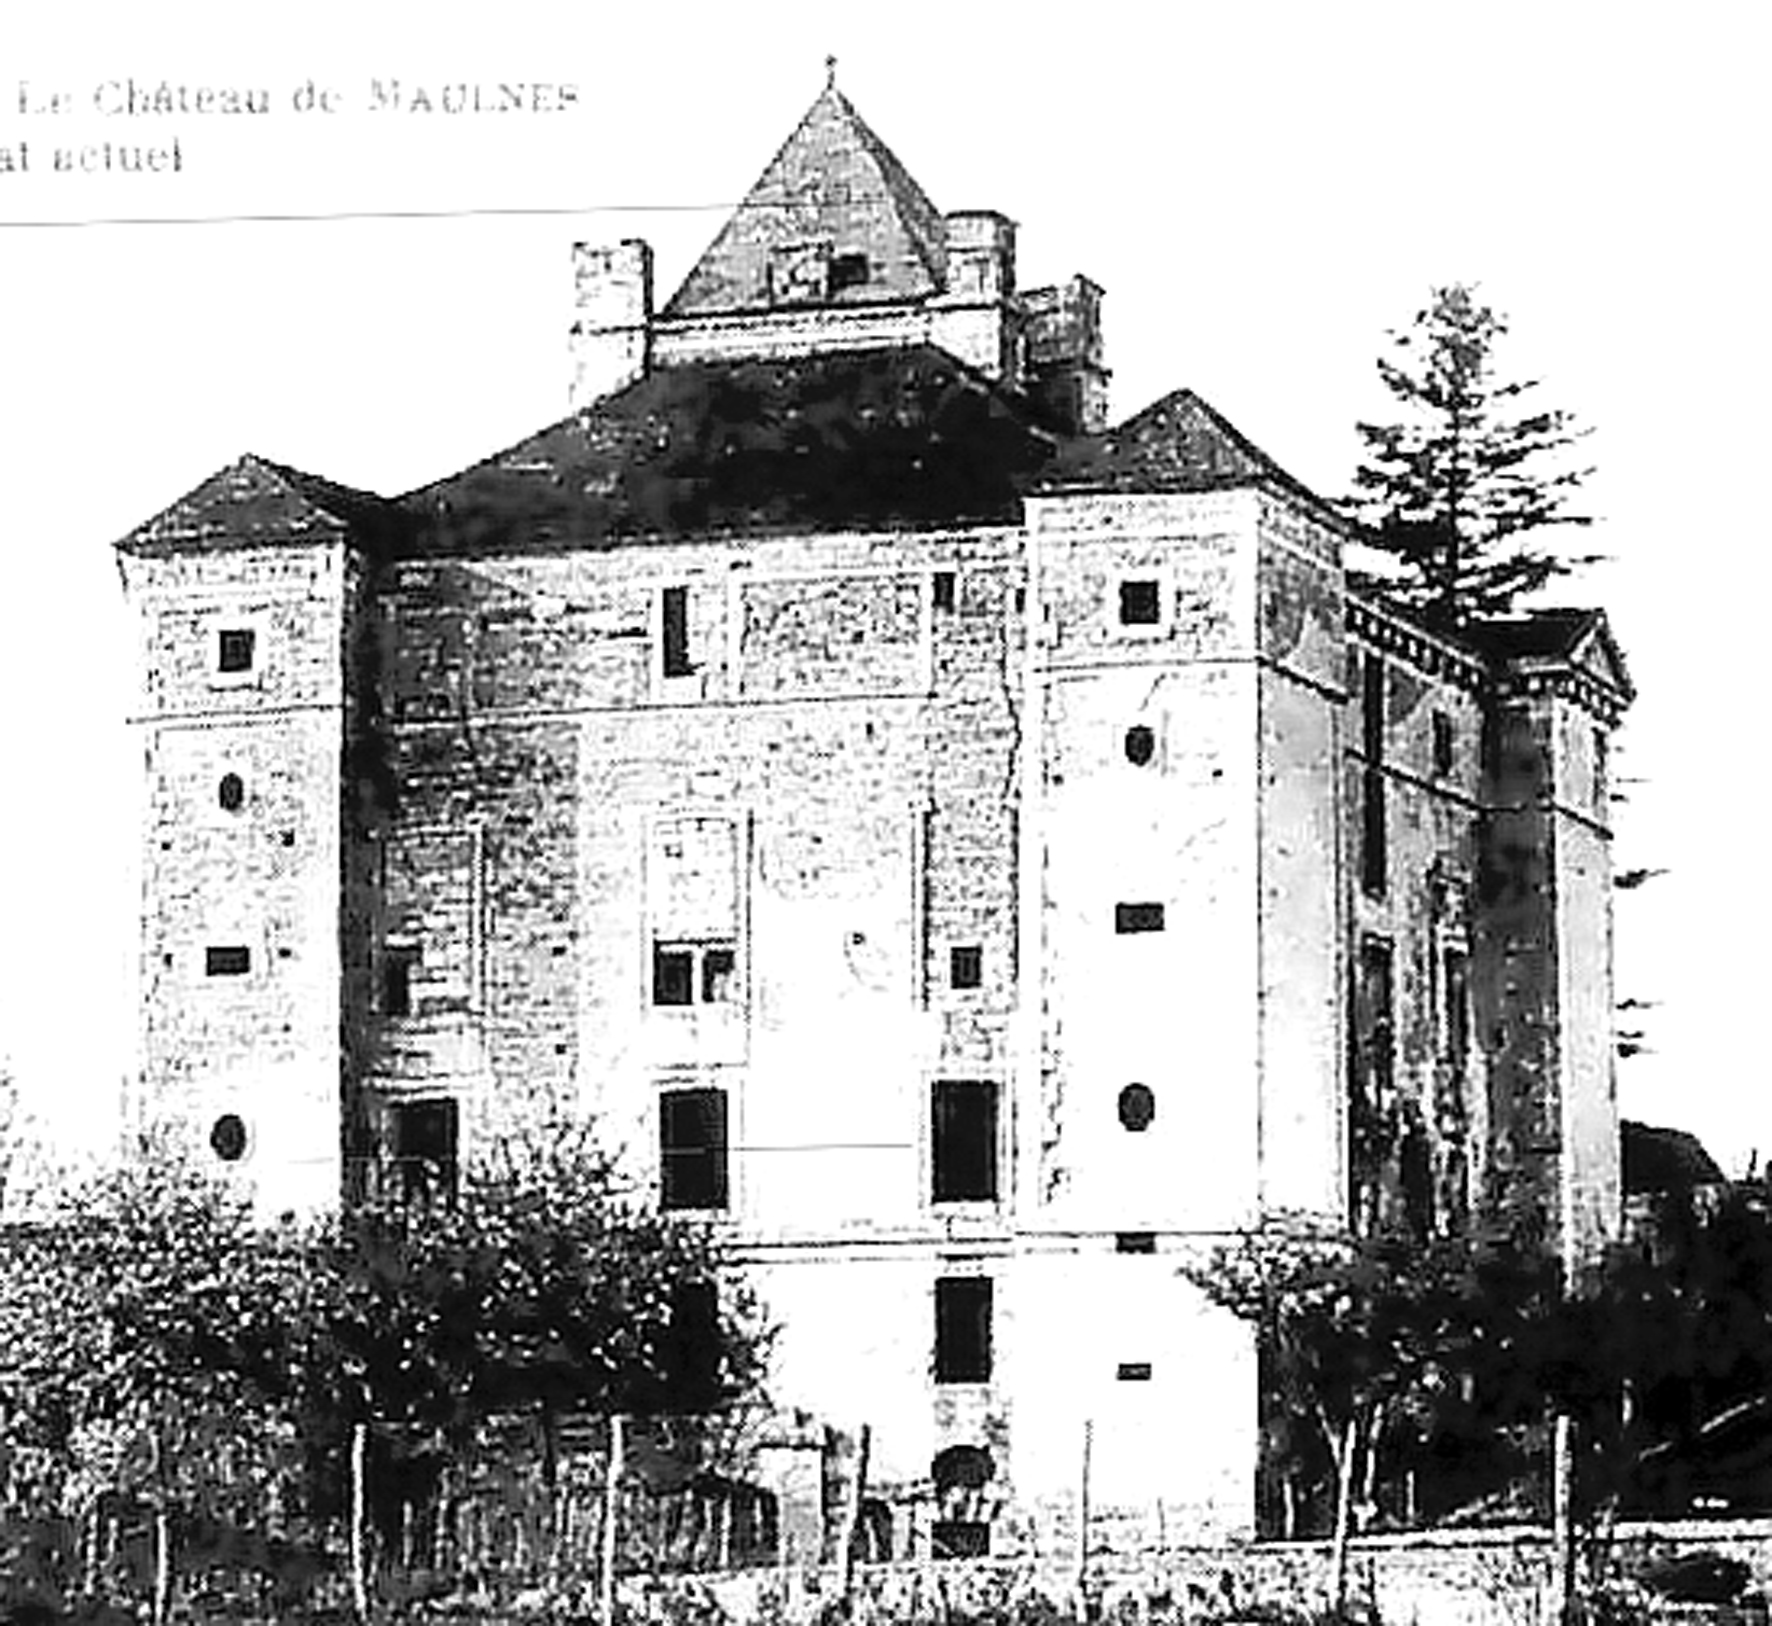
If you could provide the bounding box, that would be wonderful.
[247,453,391,519]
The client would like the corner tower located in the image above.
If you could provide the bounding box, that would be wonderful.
[116,457,378,1216]
[1472,610,1633,1262]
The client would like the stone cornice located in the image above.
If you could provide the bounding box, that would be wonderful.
[1345,593,1487,692]
[1491,661,1630,727]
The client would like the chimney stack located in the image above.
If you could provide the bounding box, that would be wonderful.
[569,239,654,411]
[930,211,1019,381]
[1022,275,1109,434]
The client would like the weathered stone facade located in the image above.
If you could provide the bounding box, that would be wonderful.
[115,79,1632,1555]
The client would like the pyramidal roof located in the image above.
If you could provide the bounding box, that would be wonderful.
[664,79,948,317]
[1045,388,1352,528]
[118,454,393,553]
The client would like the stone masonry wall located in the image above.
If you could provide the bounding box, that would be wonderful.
[1347,613,1490,1240]
[122,536,351,1215]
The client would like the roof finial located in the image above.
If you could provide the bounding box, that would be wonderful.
[824,54,838,90]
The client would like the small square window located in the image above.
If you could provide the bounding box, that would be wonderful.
[205,945,251,977]
[653,945,694,1006]
[1119,579,1161,627]
[828,252,870,294]
[217,628,256,674]
[934,1276,992,1383]
[932,571,957,612]
[949,945,983,990]
[654,941,739,1007]
[1114,902,1165,934]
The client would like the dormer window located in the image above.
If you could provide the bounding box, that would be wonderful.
[828,252,869,294]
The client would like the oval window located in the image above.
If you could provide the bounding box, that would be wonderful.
[210,1113,248,1162]
[1124,725,1156,766]
[1118,1084,1156,1132]
[218,772,245,812]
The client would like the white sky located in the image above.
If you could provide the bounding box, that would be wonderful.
[1,2,1765,1172]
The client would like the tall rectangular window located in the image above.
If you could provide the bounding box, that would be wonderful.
[1443,947,1470,1083]
[653,944,695,1006]
[932,1081,998,1202]
[1361,654,1387,897]
[1357,937,1395,1104]
[389,1097,459,1207]
[1592,728,1608,813]
[383,947,417,1018]
[1432,711,1455,777]
[660,1280,722,1411]
[661,585,693,678]
[660,1087,729,1211]
[1349,936,1395,1230]
[934,1276,992,1382]
[649,815,741,1011]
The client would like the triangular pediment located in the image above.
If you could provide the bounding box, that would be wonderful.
[118,455,391,553]
[1569,611,1634,701]
[664,84,947,317]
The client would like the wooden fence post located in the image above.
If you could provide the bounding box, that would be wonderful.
[839,1423,871,1609]
[349,1420,370,1623]
[1073,1418,1093,1618]
[149,1428,171,1626]
[152,1501,171,1626]
[1552,1411,1576,1626]
[600,1412,624,1626]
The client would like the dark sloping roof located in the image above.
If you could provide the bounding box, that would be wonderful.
[117,454,396,554]
[396,346,1059,552]
[1623,1120,1725,1196]
[1465,608,1600,663]
[1040,387,1354,530]
[118,357,1358,560]
[1466,607,1634,699]
[664,84,948,317]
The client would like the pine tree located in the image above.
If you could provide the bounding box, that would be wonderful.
[1348,284,1595,627]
